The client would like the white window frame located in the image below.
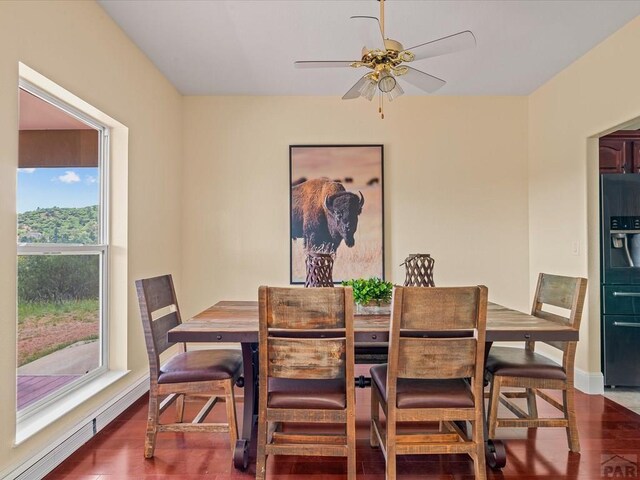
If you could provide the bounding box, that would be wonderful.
[17,79,110,421]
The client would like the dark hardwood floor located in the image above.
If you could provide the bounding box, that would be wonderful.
[44,378,640,480]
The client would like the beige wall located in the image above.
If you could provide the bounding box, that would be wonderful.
[528,16,640,375]
[181,96,530,319]
[0,1,183,473]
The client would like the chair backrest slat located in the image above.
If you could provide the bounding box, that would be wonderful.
[268,337,346,379]
[151,311,180,355]
[534,309,570,327]
[266,287,345,329]
[399,287,479,330]
[398,337,476,379]
[536,274,580,310]
[142,275,177,313]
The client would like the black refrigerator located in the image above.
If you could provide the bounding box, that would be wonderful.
[602,174,640,387]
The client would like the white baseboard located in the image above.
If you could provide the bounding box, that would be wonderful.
[575,367,604,395]
[3,374,149,480]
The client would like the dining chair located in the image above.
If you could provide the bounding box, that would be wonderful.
[135,274,242,458]
[256,286,356,480]
[485,273,588,452]
[370,285,488,480]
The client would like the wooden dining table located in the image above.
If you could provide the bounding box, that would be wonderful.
[167,300,579,471]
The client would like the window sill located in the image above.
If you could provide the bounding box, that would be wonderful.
[15,370,129,445]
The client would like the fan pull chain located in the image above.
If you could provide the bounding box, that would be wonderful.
[379,93,384,120]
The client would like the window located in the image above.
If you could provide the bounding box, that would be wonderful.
[16,82,109,416]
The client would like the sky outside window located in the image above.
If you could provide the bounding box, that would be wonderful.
[17,167,99,213]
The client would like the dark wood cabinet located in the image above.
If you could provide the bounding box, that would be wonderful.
[599,131,640,174]
[600,139,629,173]
[633,142,640,174]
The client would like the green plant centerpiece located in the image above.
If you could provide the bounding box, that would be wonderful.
[342,277,393,315]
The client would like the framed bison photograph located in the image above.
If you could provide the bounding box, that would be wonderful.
[290,144,384,284]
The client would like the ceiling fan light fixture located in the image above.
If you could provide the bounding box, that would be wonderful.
[377,71,396,93]
[294,0,476,118]
[358,77,377,101]
[386,82,404,102]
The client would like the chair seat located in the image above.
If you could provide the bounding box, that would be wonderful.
[370,364,474,409]
[158,349,242,384]
[268,378,346,410]
[485,346,566,380]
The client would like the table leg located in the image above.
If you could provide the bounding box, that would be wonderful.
[233,342,258,470]
[483,341,507,469]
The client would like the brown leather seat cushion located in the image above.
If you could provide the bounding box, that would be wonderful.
[268,378,346,410]
[485,346,566,380]
[158,349,242,384]
[370,364,474,409]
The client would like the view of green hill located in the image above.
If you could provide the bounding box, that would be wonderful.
[18,205,99,244]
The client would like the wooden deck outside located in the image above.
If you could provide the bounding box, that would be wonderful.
[17,374,81,410]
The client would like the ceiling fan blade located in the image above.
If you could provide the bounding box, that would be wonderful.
[350,16,386,51]
[342,75,370,100]
[400,67,446,93]
[402,30,476,62]
[294,61,356,69]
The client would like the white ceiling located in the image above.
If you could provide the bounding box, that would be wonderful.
[98,0,640,96]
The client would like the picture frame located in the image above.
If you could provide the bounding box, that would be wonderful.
[289,144,385,284]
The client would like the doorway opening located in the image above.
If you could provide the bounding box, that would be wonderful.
[592,118,640,413]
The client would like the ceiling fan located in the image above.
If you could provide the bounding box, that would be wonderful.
[294,0,476,119]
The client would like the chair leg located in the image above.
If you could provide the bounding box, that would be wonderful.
[145,390,159,459]
[526,388,538,419]
[175,393,185,423]
[256,409,268,480]
[385,445,396,480]
[347,409,356,480]
[224,380,239,456]
[487,375,501,439]
[473,407,487,480]
[370,387,380,448]
[564,387,580,452]
[385,413,397,480]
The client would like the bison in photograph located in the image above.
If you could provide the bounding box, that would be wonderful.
[291,178,365,252]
